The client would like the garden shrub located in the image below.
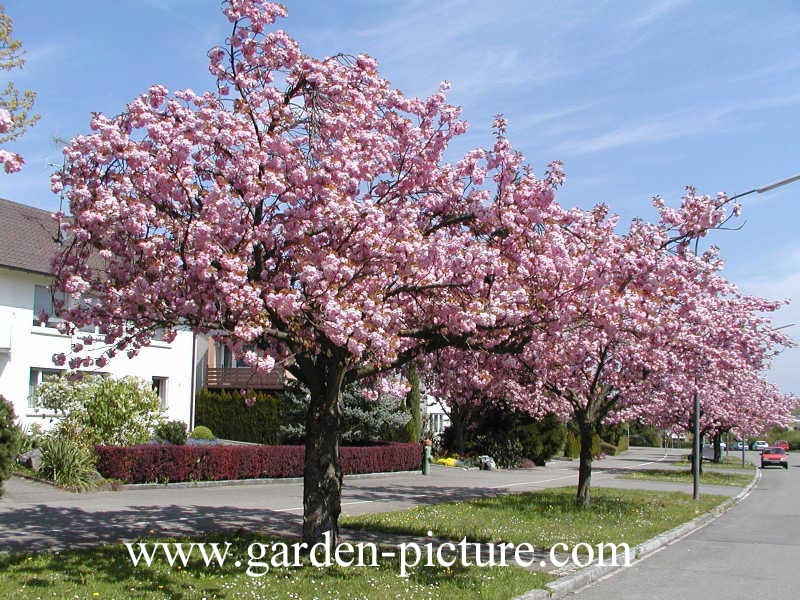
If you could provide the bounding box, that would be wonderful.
[599,441,618,456]
[33,374,162,446]
[189,425,216,440]
[517,413,566,465]
[195,388,283,444]
[627,421,662,447]
[564,430,580,458]
[617,435,630,453]
[95,442,422,484]
[441,402,565,467]
[0,395,21,496]
[40,435,97,491]
[16,423,42,455]
[279,383,410,444]
[155,420,187,445]
[592,433,602,458]
[472,434,524,468]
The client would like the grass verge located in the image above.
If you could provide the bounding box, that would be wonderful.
[674,457,756,470]
[619,468,753,487]
[0,531,549,600]
[341,487,726,550]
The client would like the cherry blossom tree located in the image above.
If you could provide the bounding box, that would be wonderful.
[428,191,795,506]
[0,5,37,173]
[50,0,563,544]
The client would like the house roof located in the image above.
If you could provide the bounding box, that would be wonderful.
[0,197,63,276]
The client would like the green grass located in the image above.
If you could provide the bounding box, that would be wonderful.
[0,531,549,600]
[674,456,756,470]
[341,487,726,551]
[619,468,753,487]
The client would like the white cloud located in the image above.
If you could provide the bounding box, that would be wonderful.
[625,0,689,31]
[554,92,800,156]
[735,256,800,396]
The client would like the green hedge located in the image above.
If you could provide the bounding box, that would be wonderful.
[564,430,580,458]
[599,441,618,456]
[564,430,603,459]
[195,389,284,444]
[768,429,800,451]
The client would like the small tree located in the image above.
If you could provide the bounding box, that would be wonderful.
[0,395,21,495]
[34,375,162,446]
[280,383,410,445]
[402,363,422,442]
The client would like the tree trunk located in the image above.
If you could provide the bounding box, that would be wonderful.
[713,432,722,463]
[302,361,344,547]
[449,407,466,454]
[576,416,594,507]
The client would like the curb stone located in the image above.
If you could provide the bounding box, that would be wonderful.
[512,467,761,600]
[120,468,422,490]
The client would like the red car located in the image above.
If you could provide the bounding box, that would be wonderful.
[774,440,790,451]
[760,447,789,469]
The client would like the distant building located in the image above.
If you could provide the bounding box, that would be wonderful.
[0,198,195,428]
[422,391,450,437]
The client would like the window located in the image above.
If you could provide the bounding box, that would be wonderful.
[428,413,446,435]
[219,345,253,368]
[152,377,168,410]
[28,368,63,408]
[33,285,96,332]
[33,285,66,328]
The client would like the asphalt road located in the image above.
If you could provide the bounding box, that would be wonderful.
[570,451,800,600]
[0,446,740,552]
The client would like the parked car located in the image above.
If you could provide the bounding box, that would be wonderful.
[774,440,790,451]
[760,447,789,469]
[733,440,746,451]
[752,440,769,452]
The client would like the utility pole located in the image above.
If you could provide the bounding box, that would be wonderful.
[693,391,701,500]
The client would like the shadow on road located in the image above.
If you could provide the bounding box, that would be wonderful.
[0,504,301,553]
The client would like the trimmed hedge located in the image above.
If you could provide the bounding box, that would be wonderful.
[195,388,283,444]
[95,442,422,484]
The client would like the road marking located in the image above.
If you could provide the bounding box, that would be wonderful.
[489,450,671,490]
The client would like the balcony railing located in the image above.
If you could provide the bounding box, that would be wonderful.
[206,367,283,390]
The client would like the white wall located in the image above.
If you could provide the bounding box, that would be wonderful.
[0,267,195,429]
[422,392,450,435]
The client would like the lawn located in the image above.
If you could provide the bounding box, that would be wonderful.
[674,456,756,470]
[341,487,726,551]
[619,469,754,487]
[0,531,549,600]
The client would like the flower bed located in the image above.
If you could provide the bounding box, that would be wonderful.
[95,442,422,484]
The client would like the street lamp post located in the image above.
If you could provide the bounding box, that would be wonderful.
[727,173,800,201]
[691,172,799,501]
[693,391,701,501]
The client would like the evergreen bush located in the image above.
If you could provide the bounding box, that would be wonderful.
[195,388,283,444]
[155,420,187,445]
[0,395,20,496]
[189,425,216,440]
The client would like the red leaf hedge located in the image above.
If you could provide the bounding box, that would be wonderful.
[95,442,422,484]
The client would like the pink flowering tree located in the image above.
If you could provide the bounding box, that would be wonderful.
[541,196,794,505]
[0,5,38,173]
[430,191,794,506]
[50,0,564,544]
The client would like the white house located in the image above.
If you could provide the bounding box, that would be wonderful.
[0,198,197,429]
[422,391,450,437]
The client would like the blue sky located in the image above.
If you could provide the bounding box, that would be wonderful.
[2,0,798,395]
